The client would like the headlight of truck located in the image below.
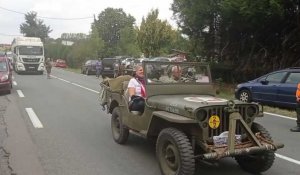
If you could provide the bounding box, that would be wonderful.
[196,109,207,122]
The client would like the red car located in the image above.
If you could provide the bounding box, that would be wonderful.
[54,59,67,68]
[0,56,13,94]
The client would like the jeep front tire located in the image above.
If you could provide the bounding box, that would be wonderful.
[235,122,275,173]
[156,128,195,175]
[111,107,129,144]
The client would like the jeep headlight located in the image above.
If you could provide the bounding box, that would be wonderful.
[196,109,207,122]
[246,106,257,118]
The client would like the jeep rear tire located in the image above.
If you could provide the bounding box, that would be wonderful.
[235,122,275,174]
[156,128,195,175]
[111,107,129,144]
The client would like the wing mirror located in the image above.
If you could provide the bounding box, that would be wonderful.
[260,80,269,85]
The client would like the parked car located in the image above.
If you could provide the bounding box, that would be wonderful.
[235,67,300,109]
[101,58,121,78]
[54,59,67,68]
[0,56,13,94]
[81,59,98,75]
[121,57,134,68]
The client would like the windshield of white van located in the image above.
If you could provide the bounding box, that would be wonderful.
[19,46,43,55]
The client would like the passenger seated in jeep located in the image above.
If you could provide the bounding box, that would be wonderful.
[127,65,146,113]
[160,65,183,83]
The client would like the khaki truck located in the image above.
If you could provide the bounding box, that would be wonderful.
[99,61,284,175]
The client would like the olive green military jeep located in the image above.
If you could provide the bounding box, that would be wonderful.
[99,61,284,175]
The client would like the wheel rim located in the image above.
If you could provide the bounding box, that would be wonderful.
[160,141,180,174]
[240,92,249,102]
[112,116,121,139]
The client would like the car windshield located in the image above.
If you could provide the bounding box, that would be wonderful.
[19,46,43,55]
[0,61,8,71]
[144,61,211,85]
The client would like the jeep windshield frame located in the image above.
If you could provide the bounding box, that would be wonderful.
[143,61,215,97]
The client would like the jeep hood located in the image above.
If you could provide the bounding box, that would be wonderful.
[147,95,232,119]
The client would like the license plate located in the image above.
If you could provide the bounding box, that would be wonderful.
[104,67,110,70]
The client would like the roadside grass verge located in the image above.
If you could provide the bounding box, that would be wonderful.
[215,84,296,118]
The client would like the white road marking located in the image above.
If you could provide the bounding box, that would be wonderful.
[25,108,43,128]
[264,112,296,120]
[276,153,300,165]
[13,81,17,86]
[71,82,99,93]
[51,75,99,93]
[16,90,25,97]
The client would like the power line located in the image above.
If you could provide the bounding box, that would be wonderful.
[0,33,22,37]
[0,6,93,20]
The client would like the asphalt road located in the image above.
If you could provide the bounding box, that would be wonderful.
[0,67,299,175]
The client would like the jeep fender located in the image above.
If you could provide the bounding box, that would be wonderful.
[146,111,198,137]
[152,111,197,124]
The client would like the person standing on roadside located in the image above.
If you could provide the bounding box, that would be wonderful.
[95,59,102,78]
[45,58,52,79]
[291,83,300,132]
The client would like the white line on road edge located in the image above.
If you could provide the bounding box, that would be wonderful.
[25,108,43,128]
[264,112,296,120]
[71,82,99,93]
[13,81,17,86]
[276,153,300,165]
[51,75,98,93]
[16,90,25,97]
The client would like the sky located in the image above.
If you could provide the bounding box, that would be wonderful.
[0,0,176,44]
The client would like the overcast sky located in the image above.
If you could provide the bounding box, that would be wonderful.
[0,0,176,44]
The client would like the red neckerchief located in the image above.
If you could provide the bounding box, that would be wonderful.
[135,76,146,98]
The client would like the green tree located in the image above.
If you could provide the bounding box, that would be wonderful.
[20,11,52,42]
[118,26,141,57]
[171,0,289,82]
[94,8,136,57]
[137,9,173,57]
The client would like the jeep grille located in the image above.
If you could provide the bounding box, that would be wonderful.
[207,105,247,137]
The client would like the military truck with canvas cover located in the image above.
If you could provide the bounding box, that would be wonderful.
[99,61,284,175]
